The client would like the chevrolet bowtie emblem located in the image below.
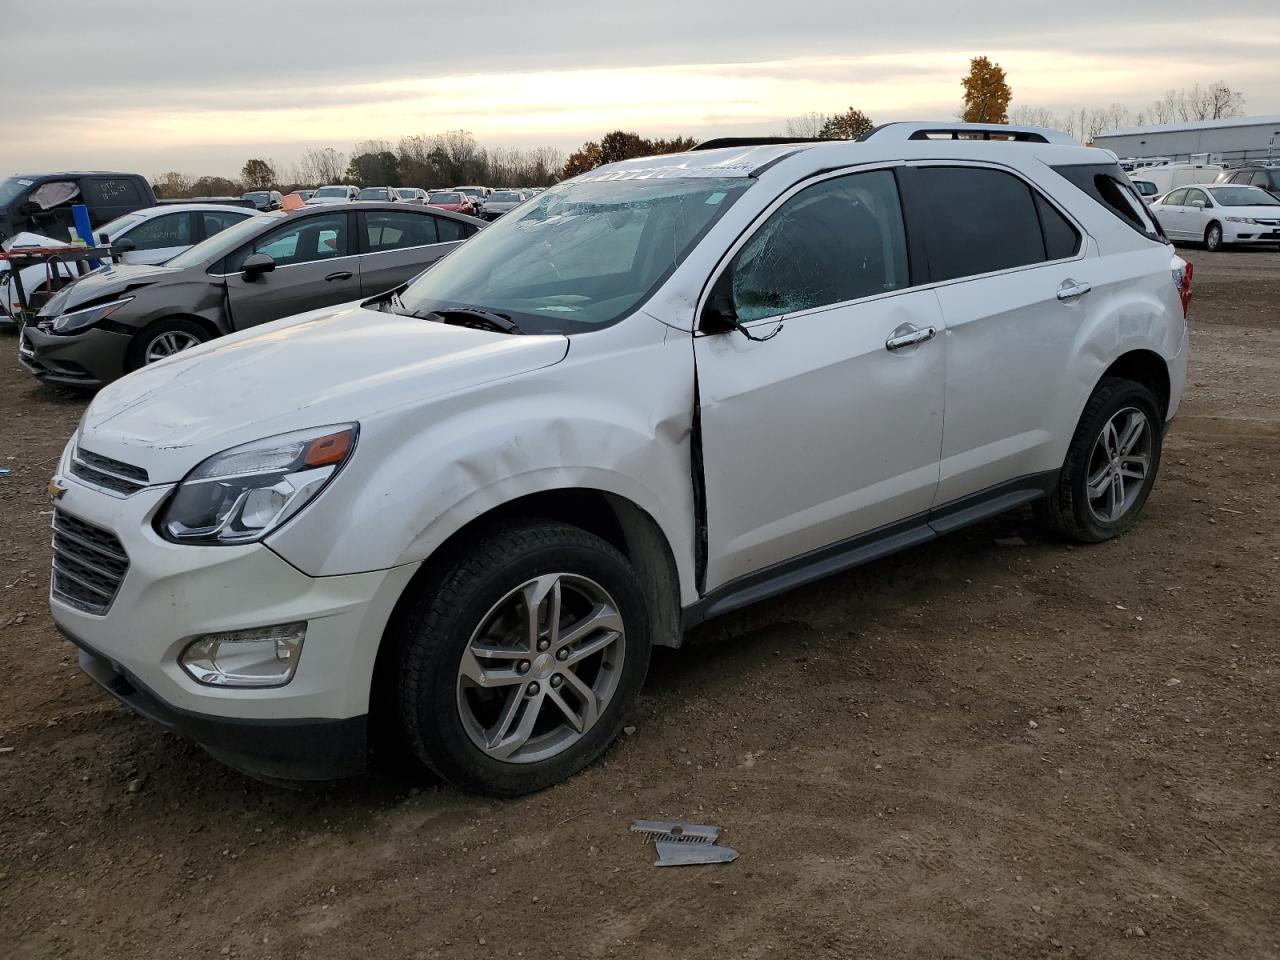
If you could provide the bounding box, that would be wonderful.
[48,476,68,501]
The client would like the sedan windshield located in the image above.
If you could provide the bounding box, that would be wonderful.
[313,187,349,198]
[429,193,461,203]
[397,176,750,333]
[357,188,391,200]
[1208,185,1280,207]
[489,192,521,203]
[96,212,145,238]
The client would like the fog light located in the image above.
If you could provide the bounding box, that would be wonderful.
[179,622,306,688]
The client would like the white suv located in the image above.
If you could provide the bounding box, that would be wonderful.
[49,123,1191,794]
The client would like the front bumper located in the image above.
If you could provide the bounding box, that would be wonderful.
[1223,224,1280,244]
[19,322,130,388]
[69,632,368,780]
[50,473,420,779]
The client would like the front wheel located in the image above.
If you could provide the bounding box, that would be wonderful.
[1037,377,1164,543]
[126,318,211,371]
[394,521,651,796]
[1205,222,1223,251]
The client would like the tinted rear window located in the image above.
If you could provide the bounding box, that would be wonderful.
[1052,163,1167,243]
[915,166,1047,282]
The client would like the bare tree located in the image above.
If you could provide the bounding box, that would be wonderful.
[298,147,346,185]
[785,112,829,137]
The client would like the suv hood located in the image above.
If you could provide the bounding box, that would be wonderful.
[77,302,570,483]
[39,262,179,317]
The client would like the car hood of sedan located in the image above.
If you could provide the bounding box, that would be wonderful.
[38,262,179,316]
[76,302,570,482]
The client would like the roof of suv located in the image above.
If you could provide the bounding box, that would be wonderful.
[576,122,1105,182]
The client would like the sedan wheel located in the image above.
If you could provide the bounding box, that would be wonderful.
[1205,223,1223,251]
[145,330,202,364]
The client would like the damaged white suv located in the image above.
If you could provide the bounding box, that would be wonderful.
[50,123,1190,794]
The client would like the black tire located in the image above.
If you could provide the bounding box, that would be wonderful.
[1204,222,1223,251]
[126,318,211,371]
[394,521,651,796]
[1036,377,1164,543]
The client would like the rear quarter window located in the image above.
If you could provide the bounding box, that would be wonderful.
[1052,163,1167,243]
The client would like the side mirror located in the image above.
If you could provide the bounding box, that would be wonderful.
[112,237,137,255]
[700,282,739,335]
[241,252,276,279]
[1191,199,1206,209]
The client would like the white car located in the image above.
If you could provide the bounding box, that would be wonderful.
[50,122,1190,794]
[305,185,359,204]
[1149,183,1280,250]
[94,204,261,265]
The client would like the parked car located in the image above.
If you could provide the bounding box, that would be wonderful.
[477,190,526,220]
[20,203,482,388]
[395,188,429,204]
[243,190,283,211]
[356,187,398,202]
[1129,178,1161,204]
[306,185,359,204]
[95,204,261,265]
[1,232,78,326]
[1149,183,1280,249]
[46,123,1189,794]
[0,171,156,245]
[1129,162,1222,198]
[1215,164,1280,199]
[427,191,476,215]
[452,185,489,209]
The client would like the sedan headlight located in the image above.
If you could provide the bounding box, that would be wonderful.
[158,424,357,545]
[1225,216,1257,224]
[47,297,134,335]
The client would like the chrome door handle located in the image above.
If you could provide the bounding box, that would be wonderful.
[325,270,353,282]
[885,324,937,351]
[1056,278,1092,302]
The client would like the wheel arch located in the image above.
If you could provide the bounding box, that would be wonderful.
[1101,348,1171,419]
[367,487,684,752]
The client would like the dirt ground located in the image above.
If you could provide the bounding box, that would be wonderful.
[1,248,1277,960]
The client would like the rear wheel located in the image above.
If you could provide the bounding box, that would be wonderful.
[127,318,211,371]
[1204,222,1223,251]
[394,521,651,796]
[1037,377,1163,543]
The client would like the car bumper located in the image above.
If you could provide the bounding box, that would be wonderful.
[1223,226,1280,244]
[19,323,130,388]
[49,474,419,779]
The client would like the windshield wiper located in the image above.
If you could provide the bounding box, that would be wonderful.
[419,305,526,335]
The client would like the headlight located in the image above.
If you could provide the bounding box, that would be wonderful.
[157,424,357,545]
[48,297,134,335]
[1225,216,1257,224]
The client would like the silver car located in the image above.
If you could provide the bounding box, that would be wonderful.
[478,190,528,221]
[20,202,483,388]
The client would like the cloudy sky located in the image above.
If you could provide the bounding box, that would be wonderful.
[9,0,1280,178]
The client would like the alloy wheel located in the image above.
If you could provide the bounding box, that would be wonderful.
[456,573,626,764]
[145,330,202,364]
[1085,406,1152,523]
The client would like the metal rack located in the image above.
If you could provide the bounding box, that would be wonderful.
[0,244,112,326]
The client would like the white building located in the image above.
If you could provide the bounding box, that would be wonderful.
[1094,116,1280,166]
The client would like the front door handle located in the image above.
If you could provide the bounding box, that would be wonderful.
[325,270,353,282]
[885,324,937,351]
[1056,278,1092,302]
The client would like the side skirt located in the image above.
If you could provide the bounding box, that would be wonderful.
[680,471,1057,630]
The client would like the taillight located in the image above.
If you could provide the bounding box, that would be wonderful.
[1173,258,1193,319]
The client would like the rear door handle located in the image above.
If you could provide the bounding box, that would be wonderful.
[1056,278,1092,302]
[885,324,937,351]
[325,270,353,282]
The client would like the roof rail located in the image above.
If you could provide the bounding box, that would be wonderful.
[692,136,837,151]
[861,122,1079,146]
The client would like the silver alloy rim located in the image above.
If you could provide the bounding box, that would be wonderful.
[456,573,625,764]
[1086,406,1152,523]
[1207,226,1221,249]
[145,330,201,364]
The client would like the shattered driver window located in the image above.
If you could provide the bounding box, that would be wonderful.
[29,181,80,211]
[729,169,909,323]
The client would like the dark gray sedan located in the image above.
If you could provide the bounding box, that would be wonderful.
[19,202,483,388]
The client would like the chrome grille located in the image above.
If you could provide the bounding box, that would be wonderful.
[51,511,129,615]
[70,447,149,496]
